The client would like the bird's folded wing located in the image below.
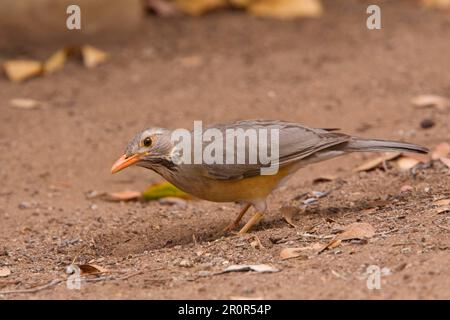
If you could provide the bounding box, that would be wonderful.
[198,120,351,181]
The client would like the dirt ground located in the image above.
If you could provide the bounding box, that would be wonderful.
[0,0,449,299]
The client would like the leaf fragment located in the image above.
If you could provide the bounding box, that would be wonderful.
[249,0,323,19]
[319,222,375,253]
[3,60,42,82]
[0,267,11,277]
[82,45,108,68]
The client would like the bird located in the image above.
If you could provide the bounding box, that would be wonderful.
[111,120,428,234]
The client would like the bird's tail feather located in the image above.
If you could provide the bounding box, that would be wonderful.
[345,138,428,154]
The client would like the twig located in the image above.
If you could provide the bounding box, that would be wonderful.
[0,279,63,295]
[0,270,146,295]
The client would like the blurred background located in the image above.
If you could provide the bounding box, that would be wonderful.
[1,0,450,300]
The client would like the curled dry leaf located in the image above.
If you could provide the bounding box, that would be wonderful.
[319,222,375,253]
[411,94,450,111]
[431,142,450,160]
[82,45,108,68]
[434,197,450,214]
[395,157,421,171]
[249,0,323,19]
[0,267,11,277]
[3,60,42,82]
[43,49,68,74]
[105,190,142,201]
[312,175,337,184]
[281,205,299,228]
[354,152,401,172]
[434,198,450,207]
[173,0,227,16]
[222,264,280,273]
[77,264,108,275]
[9,98,40,110]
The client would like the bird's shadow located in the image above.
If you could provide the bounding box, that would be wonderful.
[86,197,389,258]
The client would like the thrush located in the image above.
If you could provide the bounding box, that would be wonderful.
[111,120,427,234]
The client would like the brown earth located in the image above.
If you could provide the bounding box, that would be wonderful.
[0,0,449,299]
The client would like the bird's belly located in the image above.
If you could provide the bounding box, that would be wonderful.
[166,165,295,203]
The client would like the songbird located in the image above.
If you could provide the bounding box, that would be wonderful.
[111,120,427,234]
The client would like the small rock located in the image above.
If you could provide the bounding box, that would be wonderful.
[18,201,32,209]
[198,270,211,277]
[420,118,435,129]
[400,185,413,193]
[179,259,193,268]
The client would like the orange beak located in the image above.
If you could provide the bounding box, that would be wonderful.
[111,154,141,174]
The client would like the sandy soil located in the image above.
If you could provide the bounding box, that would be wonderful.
[0,0,449,299]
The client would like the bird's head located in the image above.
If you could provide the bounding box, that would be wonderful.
[111,127,174,174]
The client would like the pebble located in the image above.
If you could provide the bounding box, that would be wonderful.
[420,118,435,129]
[179,259,193,268]
[18,201,32,209]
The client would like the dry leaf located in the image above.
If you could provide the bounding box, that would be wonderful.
[280,247,305,260]
[0,267,11,277]
[173,0,227,15]
[77,264,108,275]
[319,222,375,253]
[280,243,322,259]
[3,60,42,82]
[421,0,450,10]
[82,45,108,68]
[395,156,420,171]
[142,182,190,200]
[434,198,450,207]
[354,152,401,172]
[411,94,450,111]
[312,175,337,184]
[106,190,142,201]
[440,157,450,168]
[431,142,450,160]
[434,198,450,214]
[146,0,181,16]
[281,205,299,228]
[43,49,68,74]
[249,0,323,19]
[9,98,40,110]
[222,264,280,273]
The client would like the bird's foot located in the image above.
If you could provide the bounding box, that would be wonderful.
[238,212,264,234]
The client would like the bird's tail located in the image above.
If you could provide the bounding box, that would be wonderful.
[345,138,428,154]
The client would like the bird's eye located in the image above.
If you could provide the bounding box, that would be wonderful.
[143,137,152,147]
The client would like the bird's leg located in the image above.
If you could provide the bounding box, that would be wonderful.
[223,203,251,232]
[238,211,264,234]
